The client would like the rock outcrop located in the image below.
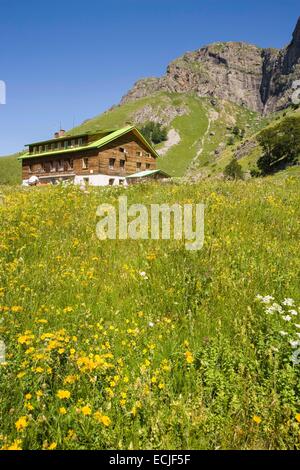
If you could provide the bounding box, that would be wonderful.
[121,18,300,114]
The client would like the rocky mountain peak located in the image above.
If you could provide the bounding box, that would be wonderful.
[121,19,300,114]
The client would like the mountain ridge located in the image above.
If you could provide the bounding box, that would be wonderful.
[121,18,300,114]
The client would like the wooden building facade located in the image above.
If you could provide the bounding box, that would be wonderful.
[20,126,160,186]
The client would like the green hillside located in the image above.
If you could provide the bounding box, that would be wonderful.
[0,93,298,184]
[207,107,300,177]
[0,154,22,185]
[68,92,262,177]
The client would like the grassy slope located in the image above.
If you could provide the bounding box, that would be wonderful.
[68,92,211,176]
[67,92,262,177]
[0,154,22,185]
[0,176,300,449]
[209,107,300,176]
[1,93,297,184]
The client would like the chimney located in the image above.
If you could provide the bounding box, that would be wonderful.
[54,132,59,138]
[59,129,66,137]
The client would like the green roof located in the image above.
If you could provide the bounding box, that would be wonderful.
[26,128,117,147]
[126,169,170,178]
[19,126,160,161]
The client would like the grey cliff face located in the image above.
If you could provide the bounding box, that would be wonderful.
[121,18,300,114]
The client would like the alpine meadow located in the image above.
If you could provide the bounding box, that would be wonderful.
[1,3,300,453]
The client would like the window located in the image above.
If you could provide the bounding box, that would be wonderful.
[45,144,49,152]
[119,147,125,153]
[145,152,150,157]
[109,178,115,186]
[109,158,116,169]
[71,139,76,147]
[120,159,125,169]
[33,146,37,153]
[136,151,142,157]
[78,138,83,146]
[119,179,124,186]
[146,163,150,169]
[136,162,142,169]
[58,160,64,171]
[83,177,89,184]
[39,146,43,153]
[64,141,68,149]
[43,162,51,173]
[51,143,56,151]
[57,142,61,149]
[51,161,58,172]
[82,157,89,169]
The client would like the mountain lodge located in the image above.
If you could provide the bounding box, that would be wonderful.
[20,126,168,186]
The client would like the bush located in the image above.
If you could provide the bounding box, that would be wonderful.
[223,158,244,180]
[140,122,168,145]
[257,116,300,175]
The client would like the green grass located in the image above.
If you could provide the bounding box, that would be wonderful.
[67,92,263,177]
[208,107,300,176]
[0,154,22,185]
[0,176,300,449]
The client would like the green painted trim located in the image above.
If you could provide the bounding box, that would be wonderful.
[19,126,159,161]
[126,169,170,178]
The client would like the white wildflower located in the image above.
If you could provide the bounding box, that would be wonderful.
[295,324,300,329]
[139,271,148,280]
[148,322,154,328]
[289,310,298,316]
[291,349,300,366]
[271,303,283,313]
[283,315,292,322]
[279,331,288,336]
[282,298,295,307]
[290,340,300,349]
[266,307,275,315]
[260,295,274,304]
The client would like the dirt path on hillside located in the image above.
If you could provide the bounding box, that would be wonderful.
[188,109,219,171]
[157,128,181,156]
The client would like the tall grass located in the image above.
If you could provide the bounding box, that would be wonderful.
[0,176,299,449]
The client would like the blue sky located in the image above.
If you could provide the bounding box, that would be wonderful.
[0,0,299,155]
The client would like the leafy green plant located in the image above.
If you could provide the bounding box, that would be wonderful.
[223,158,244,180]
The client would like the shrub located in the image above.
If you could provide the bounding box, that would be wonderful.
[140,122,168,145]
[223,158,244,180]
[257,116,300,175]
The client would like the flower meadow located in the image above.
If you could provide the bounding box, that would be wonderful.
[0,176,300,450]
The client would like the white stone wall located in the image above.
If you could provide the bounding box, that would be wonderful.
[22,174,128,187]
[74,174,127,186]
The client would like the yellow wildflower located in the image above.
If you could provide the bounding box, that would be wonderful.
[94,412,111,426]
[185,351,194,364]
[81,405,92,416]
[56,390,71,400]
[253,415,262,424]
[15,416,29,432]
[7,439,22,450]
